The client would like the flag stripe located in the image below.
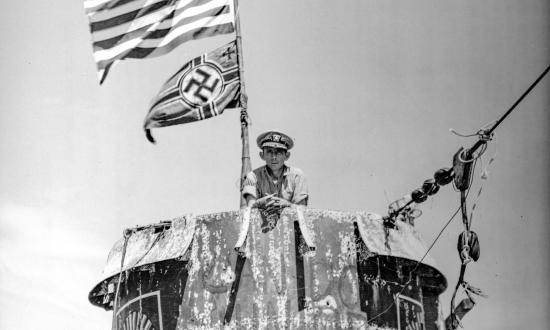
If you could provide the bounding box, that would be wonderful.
[90,5,173,42]
[84,0,115,11]
[148,92,238,125]
[93,5,228,49]
[156,107,195,123]
[150,90,180,110]
[203,103,213,118]
[148,21,233,54]
[90,0,229,43]
[92,9,233,62]
[193,56,202,66]
[85,0,235,83]
[155,85,179,101]
[148,10,232,47]
[222,70,239,82]
[95,22,233,70]
[160,64,191,90]
[90,0,170,32]
[88,0,169,22]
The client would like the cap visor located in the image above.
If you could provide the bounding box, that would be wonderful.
[261,142,287,150]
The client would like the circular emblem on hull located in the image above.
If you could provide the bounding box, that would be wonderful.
[179,63,223,107]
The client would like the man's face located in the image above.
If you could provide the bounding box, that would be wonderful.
[260,147,289,172]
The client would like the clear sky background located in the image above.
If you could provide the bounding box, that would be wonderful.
[0,1,548,329]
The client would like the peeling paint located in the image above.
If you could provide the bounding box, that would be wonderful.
[89,208,447,329]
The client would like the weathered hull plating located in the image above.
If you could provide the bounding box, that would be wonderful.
[89,208,447,329]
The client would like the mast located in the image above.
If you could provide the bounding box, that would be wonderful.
[234,0,251,208]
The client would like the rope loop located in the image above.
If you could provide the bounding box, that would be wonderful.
[477,129,494,142]
[460,245,472,265]
[457,148,476,163]
[457,143,488,164]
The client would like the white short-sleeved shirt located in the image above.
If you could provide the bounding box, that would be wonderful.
[242,165,308,205]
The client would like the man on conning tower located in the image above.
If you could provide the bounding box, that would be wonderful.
[242,130,308,232]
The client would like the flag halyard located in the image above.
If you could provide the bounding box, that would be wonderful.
[84,0,236,83]
[144,40,241,143]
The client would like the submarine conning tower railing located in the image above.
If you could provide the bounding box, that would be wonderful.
[89,208,447,330]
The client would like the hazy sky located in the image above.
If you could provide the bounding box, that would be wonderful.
[0,1,548,329]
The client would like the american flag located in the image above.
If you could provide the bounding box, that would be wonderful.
[84,0,236,83]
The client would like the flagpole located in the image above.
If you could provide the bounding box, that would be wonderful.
[234,0,251,208]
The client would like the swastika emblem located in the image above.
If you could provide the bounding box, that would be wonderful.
[179,63,223,107]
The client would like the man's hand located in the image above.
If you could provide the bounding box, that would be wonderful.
[266,197,291,208]
[251,195,292,216]
[265,196,291,214]
[252,193,276,208]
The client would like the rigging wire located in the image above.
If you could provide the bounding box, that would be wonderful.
[354,198,467,329]
[449,152,491,328]
[354,205,462,329]
[111,230,131,330]
[362,65,548,328]
[358,158,479,329]
[470,139,496,226]
[468,64,549,155]
[450,119,497,138]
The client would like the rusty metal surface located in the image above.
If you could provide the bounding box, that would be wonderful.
[90,208,446,329]
[100,214,197,279]
[178,209,366,328]
[354,211,438,268]
[96,209,440,282]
